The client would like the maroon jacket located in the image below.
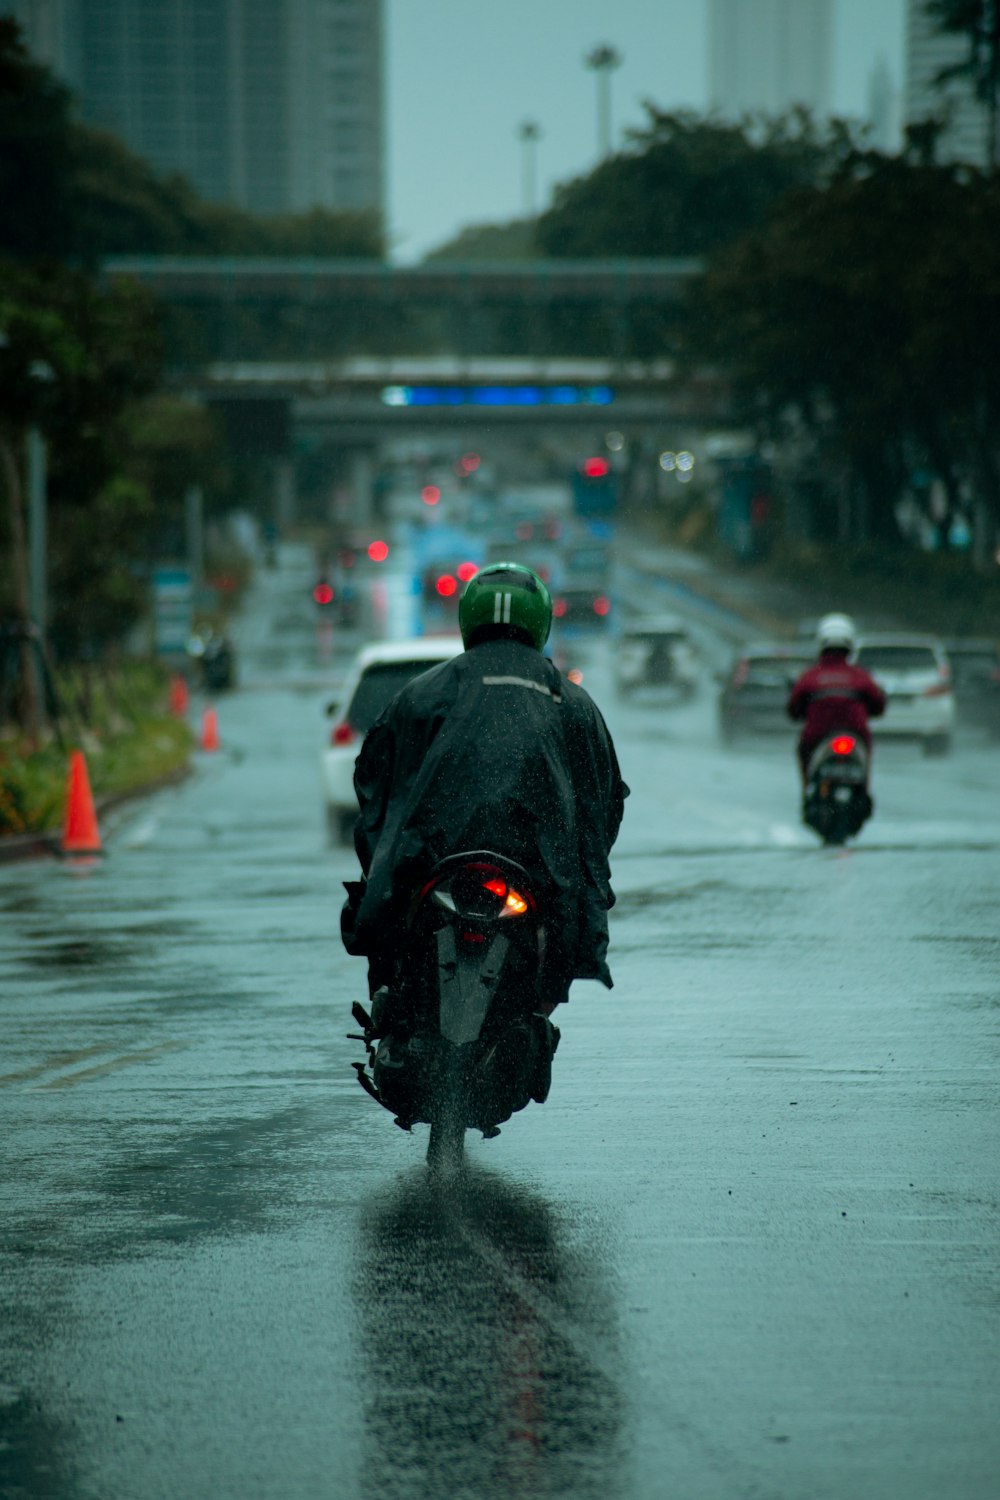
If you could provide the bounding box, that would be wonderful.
[787,649,887,750]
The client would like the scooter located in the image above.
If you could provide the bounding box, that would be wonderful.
[802,732,873,846]
[349,851,560,1167]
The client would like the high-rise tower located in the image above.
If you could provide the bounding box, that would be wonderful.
[4,0,384,216]
[903,0,991,167]
[708,0,834,119]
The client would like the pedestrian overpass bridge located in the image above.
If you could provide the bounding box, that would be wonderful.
[193,355,730,438]
[102,256,730,442]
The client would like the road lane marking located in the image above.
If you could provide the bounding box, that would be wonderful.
[36,1040,190,1089]
[0,1045,112,1087]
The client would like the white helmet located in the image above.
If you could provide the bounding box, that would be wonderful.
[816,612,857,654]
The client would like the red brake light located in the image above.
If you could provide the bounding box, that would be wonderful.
[435,574,458,597]
[553,598,567,619]
[313,582,334,605]
[421,485,441,506]
[593,596,611,616]
[483,878,507,897]
[368,540,389,562]
[457,561,478,582]
[830,735,857,755]
[331,723,355,747]
[582,457,610,478]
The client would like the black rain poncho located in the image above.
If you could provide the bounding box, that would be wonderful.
[343,636,628,988]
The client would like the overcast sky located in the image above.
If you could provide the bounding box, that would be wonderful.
[386,0,906,262]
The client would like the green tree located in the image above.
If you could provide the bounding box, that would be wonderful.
[536,107,852,259]
[423,218,538,262]
[925,0,1000,168]
[0,264,163,687]
[696,152,1000,550]
[0,18,76,260]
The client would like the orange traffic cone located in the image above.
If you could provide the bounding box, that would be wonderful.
[200,706,220,752]
[61,750,103,856]
[168,675,190,716]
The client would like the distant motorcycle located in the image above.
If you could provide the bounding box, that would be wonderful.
[802,731,873,846]
[349,851,559,1168]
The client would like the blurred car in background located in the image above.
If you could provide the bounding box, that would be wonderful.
[718,643,813,742]
[855,634,955,754]
[321,637,462,842]
[552,537,614,626]
[188,630,236,693]
[943,637,1000,732]
[615,616,699,698]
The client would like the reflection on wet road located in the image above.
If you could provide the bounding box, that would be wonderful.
[356,1169,624,1500]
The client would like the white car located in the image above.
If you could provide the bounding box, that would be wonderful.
[615,616,699,697]
[855,634,955,755]
[321,636,463,842]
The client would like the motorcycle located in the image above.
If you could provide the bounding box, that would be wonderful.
[349,851,560,1167]
[802,731,873,845]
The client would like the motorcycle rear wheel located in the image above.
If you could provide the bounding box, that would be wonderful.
[426,1047,467,1173]
[427,1112,466,1172]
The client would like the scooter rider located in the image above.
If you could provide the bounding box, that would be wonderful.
[341,562,628,1012]
[787,613,886,784]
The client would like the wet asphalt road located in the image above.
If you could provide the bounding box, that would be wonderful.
[2,543,999,1500]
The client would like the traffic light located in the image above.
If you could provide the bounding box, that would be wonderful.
[572,456,617,517]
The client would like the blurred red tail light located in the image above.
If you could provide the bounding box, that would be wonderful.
[331,723,355,747]
[593,596,611,616]
[553,598,568,619]
[923,670,952,697]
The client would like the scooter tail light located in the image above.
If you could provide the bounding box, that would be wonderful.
[331,722,355,746]
[830,734,857,756]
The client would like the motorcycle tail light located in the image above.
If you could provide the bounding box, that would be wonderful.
[481,877,529,916]
[331,722,355,746]
[830,735,856,755]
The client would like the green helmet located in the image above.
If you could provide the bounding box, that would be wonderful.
[459,562,552,650]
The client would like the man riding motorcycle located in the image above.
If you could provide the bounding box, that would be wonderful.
[341,562,628,1016]
[787,613,886,788]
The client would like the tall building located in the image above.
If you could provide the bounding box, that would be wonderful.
[867,55,900,152]
[708,0,833,119]
[4,0,383,216]
[904,0,990,167]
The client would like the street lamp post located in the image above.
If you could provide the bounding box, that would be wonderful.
[27,425,47,647]
[585,43,622,159]
[516,119,543,216]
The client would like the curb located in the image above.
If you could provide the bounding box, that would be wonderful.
[0,763,193,867]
